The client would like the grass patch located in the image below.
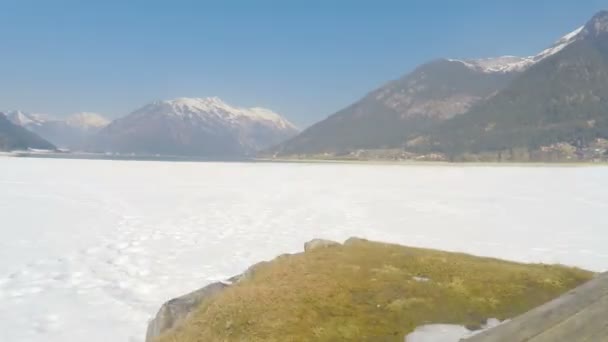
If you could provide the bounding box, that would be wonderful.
[158,239,593,342]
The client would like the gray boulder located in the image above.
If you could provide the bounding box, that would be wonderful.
[145,282,227,342]
[145,261,272,341]
[146,238,344,341]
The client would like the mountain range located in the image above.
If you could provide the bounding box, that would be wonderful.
[272,10,608,162]
[3,98,297,156]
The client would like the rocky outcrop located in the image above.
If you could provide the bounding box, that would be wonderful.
[145,282,227,341]
[145,238,340,341]
[146,238,593,342]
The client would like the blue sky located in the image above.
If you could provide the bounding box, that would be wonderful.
[0,0,604,127]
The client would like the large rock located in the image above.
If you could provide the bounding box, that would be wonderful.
[304,238,340,252]
[145,259,279,341]
[145,282,227,342]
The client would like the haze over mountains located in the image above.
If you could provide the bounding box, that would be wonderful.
[273,10,608,161]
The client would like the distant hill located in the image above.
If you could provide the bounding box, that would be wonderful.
[271,10,608,162]
[91,97,298,157]
[0,112,56,151]
[6,110,109,150]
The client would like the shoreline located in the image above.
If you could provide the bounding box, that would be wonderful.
[2,151,607,166]
[256,157,608,167]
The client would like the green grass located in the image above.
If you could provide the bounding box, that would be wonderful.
[158,239,593,342]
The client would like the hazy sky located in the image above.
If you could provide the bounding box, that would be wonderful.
[0,0,604,127]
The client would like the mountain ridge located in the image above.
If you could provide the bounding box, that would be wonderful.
[422,12,608,161]
[270,10,608,162]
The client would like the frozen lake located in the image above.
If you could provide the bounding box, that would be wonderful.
[0,157,607,342]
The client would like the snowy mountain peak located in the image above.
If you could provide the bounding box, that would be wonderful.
[147,97,297,130]
[561,25,585,41]
[533,25,584,62]
[448,56,534,73]
[449,22,588,74]
[5,110,108,130]
[4,110,48,126]
[162,97,231,113]
[65,112,110,129]
[164,96,225,109]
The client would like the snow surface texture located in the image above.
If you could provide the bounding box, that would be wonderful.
[449,25,584,73]
[0,158,607,342]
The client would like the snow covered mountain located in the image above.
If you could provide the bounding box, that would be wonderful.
[424,10,608,160]
[6,110,109,150]
[91,97,298,157]
[448,24,586,74]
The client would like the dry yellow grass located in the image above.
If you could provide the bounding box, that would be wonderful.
[158,239,593,342]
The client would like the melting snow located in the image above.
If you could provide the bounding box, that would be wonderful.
[405,319,504,342]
